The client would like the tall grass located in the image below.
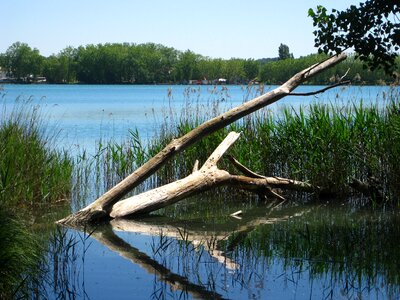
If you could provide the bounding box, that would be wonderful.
[92,86,400,206]
[0,209,42,299]
[0,97,73,210]
[0,95,74,297]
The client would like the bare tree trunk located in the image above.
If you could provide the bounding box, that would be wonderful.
[58,53,347,226]
[110,132,240,218]
[110,132,316,218]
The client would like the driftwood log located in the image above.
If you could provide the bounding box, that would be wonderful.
[110,131,315,218]
[58,53,347,225]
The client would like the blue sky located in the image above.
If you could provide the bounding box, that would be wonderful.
[2,0,358,59]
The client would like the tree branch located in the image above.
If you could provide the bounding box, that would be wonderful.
[287,80,351,97]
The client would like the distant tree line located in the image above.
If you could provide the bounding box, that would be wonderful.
[0,41,398,85]
[259,53,398,85]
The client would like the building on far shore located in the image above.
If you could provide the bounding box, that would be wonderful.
[0,67,18,83]
[27,74,47,83]
[188,78,228,85]
[0,69,47,83]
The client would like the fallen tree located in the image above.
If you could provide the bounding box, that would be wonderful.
[58,53,347,225]
[110,131,316,218]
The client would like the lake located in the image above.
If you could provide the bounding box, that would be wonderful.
[1,84,400,299]
[1,84,394,154]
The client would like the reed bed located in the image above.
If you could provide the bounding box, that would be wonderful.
[93,86,400,206]
[0,95,74,298]
[0,209,42,299]
[0,97,73,211]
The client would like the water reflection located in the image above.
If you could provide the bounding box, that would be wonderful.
[42,204,399,299]
[42,227,88,299]
[93,223,226,299]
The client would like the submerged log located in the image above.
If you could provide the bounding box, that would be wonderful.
[58,53,347,225]
[350,177,386,203]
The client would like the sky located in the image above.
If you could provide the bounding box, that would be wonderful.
[2,0,359,59]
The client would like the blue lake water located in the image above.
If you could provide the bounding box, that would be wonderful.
[2,83,400,299]
[1,84,396,154]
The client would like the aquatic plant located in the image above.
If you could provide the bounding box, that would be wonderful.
[0,96,75,298]
[0,207,43,299]
[0,97,73,211]
[91,86,400,206]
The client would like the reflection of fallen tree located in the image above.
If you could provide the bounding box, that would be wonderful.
[110,206,312,271]
[110,218,239,270]
[91,224,227,300]
[74,204,312,299]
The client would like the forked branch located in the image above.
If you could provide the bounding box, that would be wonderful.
[110,132,317,219]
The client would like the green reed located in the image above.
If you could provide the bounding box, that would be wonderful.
[0,208,43,299]
[149,86,400,202]
[0,96,75,298]
[93,86,400,206]
[0,97,73,210]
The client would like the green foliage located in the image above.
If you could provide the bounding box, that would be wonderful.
[1,41,398,84]
[243,59,259,81]
[0,208,42,299]
[43,47,77,83]
[3,42,44,80]
[0,53,5,68]
[309,1,399,74]
[259,53,398,84]
[0,99,73,209]
[278,43,293,60]
[176,50,200,82]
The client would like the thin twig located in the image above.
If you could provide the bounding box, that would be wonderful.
[267,189,286,201]
[287,80,351,97]
[340,68,351,81]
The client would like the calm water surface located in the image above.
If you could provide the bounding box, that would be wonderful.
[2,84,399,299]
[41,202,400,300]
[2,84,395,153]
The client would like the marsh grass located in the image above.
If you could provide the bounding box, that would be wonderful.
[0,96,73,210]
[0,95,75,298]
[90,85,400,208]
[0,209,42,299]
